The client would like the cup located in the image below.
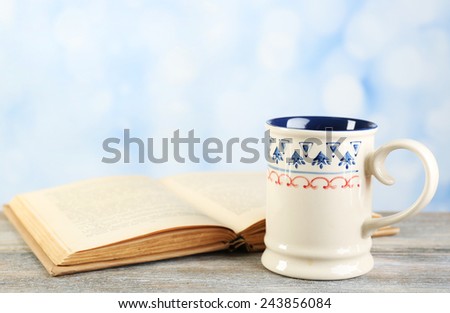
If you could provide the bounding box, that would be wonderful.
[261,116,439,280]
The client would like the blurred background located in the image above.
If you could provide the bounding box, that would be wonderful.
[0,0,449,212]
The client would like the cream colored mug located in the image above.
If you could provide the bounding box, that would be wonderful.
[261,116,439,280]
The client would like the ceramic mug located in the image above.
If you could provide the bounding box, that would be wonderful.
[261,116,439,280]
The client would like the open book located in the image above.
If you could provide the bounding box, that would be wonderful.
[4,171,398,276]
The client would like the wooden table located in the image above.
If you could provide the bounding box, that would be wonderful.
[1,212,449,292]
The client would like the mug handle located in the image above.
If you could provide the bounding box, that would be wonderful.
[362,139,439,237]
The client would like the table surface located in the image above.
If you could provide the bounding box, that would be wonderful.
[1,211,449,293]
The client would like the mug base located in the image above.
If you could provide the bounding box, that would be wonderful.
[261,249,374,280]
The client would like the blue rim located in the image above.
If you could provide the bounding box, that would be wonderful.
[266,116,378,131]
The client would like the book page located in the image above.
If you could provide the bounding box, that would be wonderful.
[160,172,266,233]
[14,176,223,253]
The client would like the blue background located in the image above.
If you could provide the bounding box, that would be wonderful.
[1,0,449,212]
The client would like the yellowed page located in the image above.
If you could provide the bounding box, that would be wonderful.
[160,172,266,233]
[12,176,222,258]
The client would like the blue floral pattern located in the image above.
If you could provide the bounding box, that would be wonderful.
[272,146,283,163]
[312,151,331,169]
[289,150,305,168]
[339,151,356,169]
[269,141,361,170]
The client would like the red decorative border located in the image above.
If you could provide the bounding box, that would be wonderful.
[267,170,360,190]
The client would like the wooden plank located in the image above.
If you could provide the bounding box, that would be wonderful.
[1,212,449,292]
